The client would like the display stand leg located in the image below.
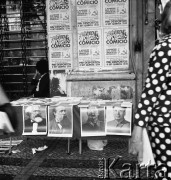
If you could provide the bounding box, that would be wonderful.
[67,138,70,154]
[79,139,82,154]
[8,136,12,155]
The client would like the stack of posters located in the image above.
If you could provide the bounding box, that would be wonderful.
[79,99,132,137]
[79,100,106,137]
[48,102,73,137]
[11,97,132,137]
[105,100,132,136]
[23,103,48,136]
[11,98,48,135]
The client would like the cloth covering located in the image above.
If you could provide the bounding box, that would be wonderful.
[0,111,14,134]
[87,139,107,151]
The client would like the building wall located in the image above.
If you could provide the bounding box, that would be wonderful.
[66,0,138,107]
[65,0,156,114]
[143,0,156,85]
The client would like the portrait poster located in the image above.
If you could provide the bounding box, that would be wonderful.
[103,27,129,69]
[48,103,73,137]
[23,105,47,135]
[105,104,132,136]
[78,29,103,69]
[102,0,129,27]
[46,0,71,31]
[48,32,72,69]
[80,105,106,137]
[76,0,101,29]
[50,69,67,97]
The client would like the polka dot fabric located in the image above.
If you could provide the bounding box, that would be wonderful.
[134,35,171,179]
[148,124,171,179]
[135,35,171,128]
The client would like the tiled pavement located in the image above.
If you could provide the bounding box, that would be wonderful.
[0,136,153,180]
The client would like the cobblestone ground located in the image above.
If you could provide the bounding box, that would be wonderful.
[0,136,153,180]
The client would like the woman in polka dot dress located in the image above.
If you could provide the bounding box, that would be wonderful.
[129,2,171,179]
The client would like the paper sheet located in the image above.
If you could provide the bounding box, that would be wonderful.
[140,128,155,166]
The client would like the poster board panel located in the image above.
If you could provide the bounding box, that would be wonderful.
[23,105,47,135]
[46,0,72,31]
[105,103,132,136]
[48,32,73,69]
[76,0,101,29]
[80,105,106,137]
[48,104,73,137]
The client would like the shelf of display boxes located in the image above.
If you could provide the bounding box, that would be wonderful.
[10,97,132,153]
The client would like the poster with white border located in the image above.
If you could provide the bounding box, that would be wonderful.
[78,29,103,69]
[48,104,73,137]
[46,0,71,31]
[103,27,129,69]
[23,105,47,135]
[105,105,132,136]
[76,0,101,29]
[48,32,73,69]
[102,0,129,27]
[80,105,106,137]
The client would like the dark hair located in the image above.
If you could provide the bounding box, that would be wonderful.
[161,1,171,34]
[36,59,49,74]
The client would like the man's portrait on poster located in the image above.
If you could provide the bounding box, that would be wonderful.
[23,105,47,135]
[48,105,72,136]
[106,106,131,135]
[81,106,105,136]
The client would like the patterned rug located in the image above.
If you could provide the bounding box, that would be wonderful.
[0,136,153,180]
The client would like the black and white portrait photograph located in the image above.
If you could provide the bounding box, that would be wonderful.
[106,105,132,135]
[81,105,105,137]
[23,105,47,135]
[0,0,167,178]
[48,104,73,137]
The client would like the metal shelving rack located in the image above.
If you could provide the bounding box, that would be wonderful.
[0,0,48,100]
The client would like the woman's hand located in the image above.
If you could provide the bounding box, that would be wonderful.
[129,125,144,163]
